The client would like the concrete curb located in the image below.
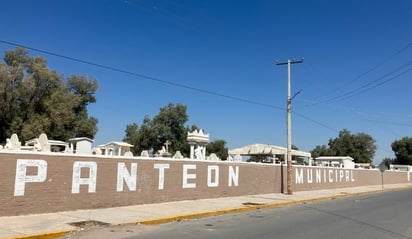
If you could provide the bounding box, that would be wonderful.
[7,186,411,239]
[138,189,387,225]
[4,230,72,239]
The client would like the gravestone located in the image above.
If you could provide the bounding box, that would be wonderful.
[124,151,133,157]
[10,134,21,150]
[38,133,50,152]
[173,151,184,159]
[141,150,149,157]
[207,153,220,161]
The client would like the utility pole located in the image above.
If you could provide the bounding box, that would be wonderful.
[276,58,303,195]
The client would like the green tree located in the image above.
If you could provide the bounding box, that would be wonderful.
[310,145,334,158]
[66,75,99,139]
[152,103,189,154]
[391,137,412,165]
[124,117,157,155]
[311,129,376,163]
[124,103,196,156]
[124,103,226,158]
[206,139,228,160]
[0,48,98,143]
[380,157,394,169]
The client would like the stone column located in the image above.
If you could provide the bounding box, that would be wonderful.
[202,145,206,160]
[190,144,195,159]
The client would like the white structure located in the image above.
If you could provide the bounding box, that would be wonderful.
[229,144,311,164]
[4,134,21,150]
[187,129,209,160]
[68,137,94,154]
[140,150,150,157]
[314,156,355,169]
[390,164,412,172]
[25,133,68,152]
[95,141,134,156]
[173,150,184,159]
[207,153,220,161]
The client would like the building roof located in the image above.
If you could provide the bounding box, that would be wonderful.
[228,144,311,158]
[99,141,134,148]
[315,156,354,162]
[68,137,94,143]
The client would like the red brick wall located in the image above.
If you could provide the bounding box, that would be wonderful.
[0,153,281,216]
[292,166,411,191]
[0,153,410,216]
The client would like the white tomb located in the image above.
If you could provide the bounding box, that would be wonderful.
[187,129,209,160]
[68,137,94,154]
[95,141,134,156]
[25,133,68,152]
[4,134,21,150]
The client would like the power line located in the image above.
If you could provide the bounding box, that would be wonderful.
[318,61,412,104]
[342,66,412,100]
[0,39,340,134]
[0,39,281,110]
[307,42,412,106]
[293,111,339,133]
[361,118,412,127]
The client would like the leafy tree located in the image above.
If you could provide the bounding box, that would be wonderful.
[0,48,98,143]
[329,129,376,163]
[206,139,228,160]
[152,103,189,154]
[66,75,99,139]
[391,137,412,165]
[311,129,376,163]
[124,102,226,158]
[380,157,394,169]
[124,103,194,156]
[310,145,334,158]
[124,117,157,155]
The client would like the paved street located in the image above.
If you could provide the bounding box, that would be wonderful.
[64,188,412,239]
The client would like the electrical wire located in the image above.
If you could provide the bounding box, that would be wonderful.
[306,42,412,106]
[0,39,281,110]
[319,62,412,104]
[293,111,339,133]
[0,39,341,133]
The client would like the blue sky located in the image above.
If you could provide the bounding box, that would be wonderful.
[1,0,411,163]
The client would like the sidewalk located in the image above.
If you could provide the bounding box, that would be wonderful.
[1,184,411,239]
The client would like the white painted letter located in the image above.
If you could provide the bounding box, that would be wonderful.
[117,162,137,192]
[295,168,304,184]
[307,169,313,183]
[183,164,196,189]
[228,166,239,187]
[339,170,344,182]
[351,170,355,182]
[335,170,338,182]
[316,169,322,183]
[328,170,334,183]
[154,163,170,190]
[14,159,47,196]
[72,161,97,193]
[207,165,219,187]
[346,170,350,182]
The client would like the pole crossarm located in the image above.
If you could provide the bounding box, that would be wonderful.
[275,59,304,66]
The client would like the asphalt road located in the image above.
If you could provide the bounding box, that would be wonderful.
[63,189,412,239]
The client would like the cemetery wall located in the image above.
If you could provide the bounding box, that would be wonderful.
[0,152,410,216]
